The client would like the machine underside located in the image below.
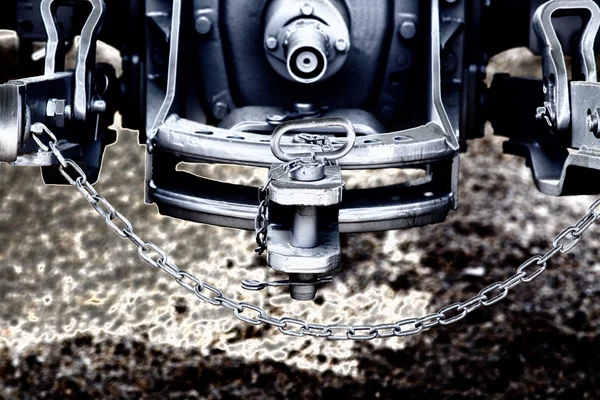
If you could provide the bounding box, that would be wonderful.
[2,0,600,300]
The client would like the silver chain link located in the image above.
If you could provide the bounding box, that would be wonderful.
[31,122,600,340]
[254,159,304,254]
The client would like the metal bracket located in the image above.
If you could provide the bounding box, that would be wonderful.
[504,0,600,196]
[533,0,600,133]
[0,0,113,182]
[41,0,106,122]
[146,0,460,233]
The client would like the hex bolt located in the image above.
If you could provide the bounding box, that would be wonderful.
[399,21,417,40]
[442,52,458,72]
[212,101,230,120]
[46,98,67,128]
[335,38,348,53]
[266,36,278,50]
[301,3,314,15]
[195,16,212,35]
[46,99,56,117]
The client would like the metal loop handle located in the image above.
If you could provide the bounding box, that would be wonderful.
[270,117,356,162]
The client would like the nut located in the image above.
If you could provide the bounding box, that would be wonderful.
[266,36,278,50]
[212,101,230,120]
[587,108,600,138]
[46,98,66,128]
[301,3,313,15]
[399,21,417,40]
[335,38,348,52]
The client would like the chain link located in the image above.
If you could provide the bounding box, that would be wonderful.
[254,158,307,254]
[30,122,600,340]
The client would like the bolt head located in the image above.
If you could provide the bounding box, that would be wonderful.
[92,99,107,114]
[212,102,229,120]
[46,99,57,118]
[588,111,600,137]
[195,16,212,35]
[46,98,67,127]
[294,103,314,113]
[441,53,458,72]
[266,36,278,50]
[335,38,348,52]
[301,3,314,15]
[399,21,417,40]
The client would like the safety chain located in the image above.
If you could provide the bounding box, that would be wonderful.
[254,159,304,254]
[31,122,600,340]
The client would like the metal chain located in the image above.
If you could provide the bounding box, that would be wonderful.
[254,159,304,254]
[296,133,339,166]
[31,122,600,340]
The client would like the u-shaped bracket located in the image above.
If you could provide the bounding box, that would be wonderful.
[41,0,106,122]
[533,0,600,132]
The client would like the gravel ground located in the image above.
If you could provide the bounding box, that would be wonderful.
[0,34,599,399]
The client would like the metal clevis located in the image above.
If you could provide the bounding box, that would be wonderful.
[258,117,356,300]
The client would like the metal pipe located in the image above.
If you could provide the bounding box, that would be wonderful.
[289,273,317,301]
[290,206,319,248]
[286,21,329,84]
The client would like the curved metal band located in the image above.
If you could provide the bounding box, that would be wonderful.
[533,0,600,132]
[270,117,356,162]
[41,0,106,121]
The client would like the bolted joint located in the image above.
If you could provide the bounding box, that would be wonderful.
[212,101,230,120]
[301,2,314,16]
[265,36,278,50]
[587,109,600,138]
[335,38,348,52]
[46,99,68,128]
[195,16,212,35]
[398,21,417,40]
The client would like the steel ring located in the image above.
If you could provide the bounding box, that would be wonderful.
[270,117,356,162]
